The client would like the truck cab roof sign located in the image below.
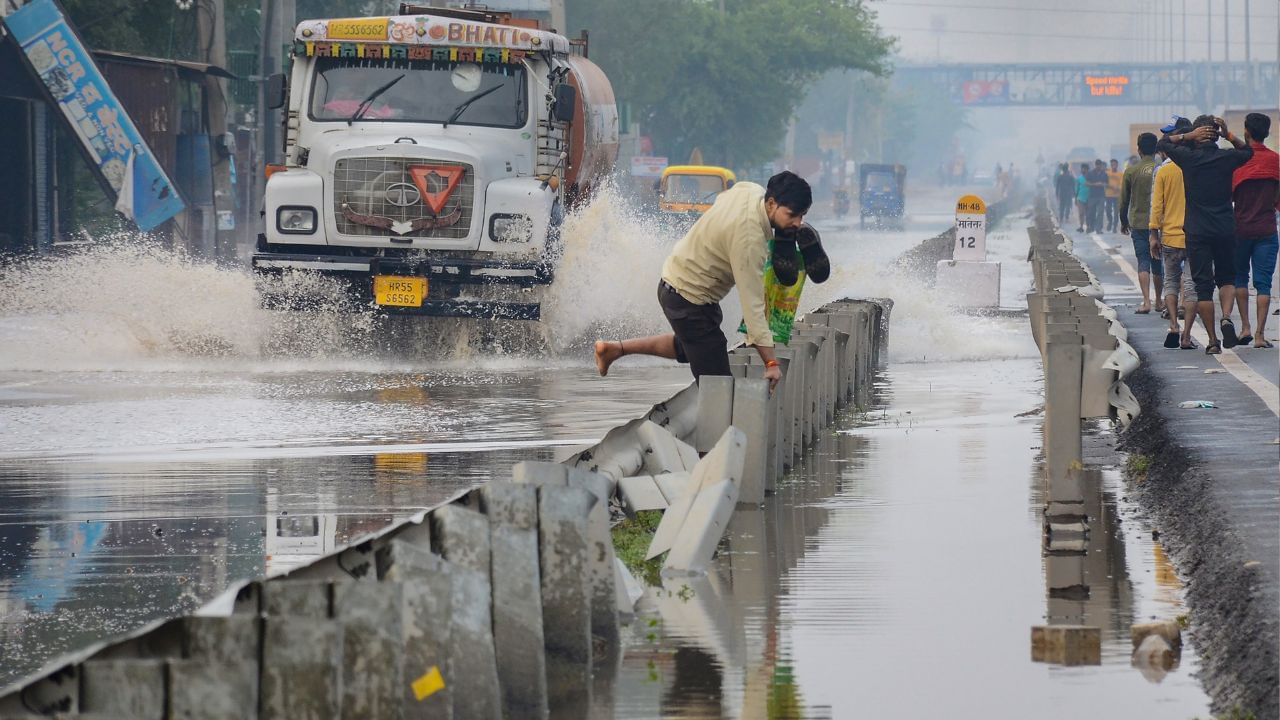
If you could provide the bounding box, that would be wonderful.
[2,0,185,232]
[295,15,570,54]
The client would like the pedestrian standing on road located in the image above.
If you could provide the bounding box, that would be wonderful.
[1075,163,1090,232]
[594,171,812,390]
[1119,133,1162,315]
[1054,163,1075,225]
[1229,112,1280,349]
[1105,159,1123,232]
[1157,115,1254,354]
[1086,160,1107,233]
[1150,131,1198,349]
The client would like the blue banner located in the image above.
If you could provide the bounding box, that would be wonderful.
[3,0,185,231]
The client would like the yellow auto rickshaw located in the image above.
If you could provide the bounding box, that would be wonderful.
[658,165,736,219]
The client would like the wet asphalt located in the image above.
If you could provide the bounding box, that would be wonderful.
[0,187,1218,717]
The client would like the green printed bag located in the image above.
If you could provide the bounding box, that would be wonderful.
[738,239,806,344]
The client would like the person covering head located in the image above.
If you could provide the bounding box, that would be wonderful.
[1157,114,1254,352]
[1161,115,1192,134]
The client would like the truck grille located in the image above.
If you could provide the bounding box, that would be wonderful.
[332,157,475,240]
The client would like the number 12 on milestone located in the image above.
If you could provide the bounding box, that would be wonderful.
[954,194,987,262]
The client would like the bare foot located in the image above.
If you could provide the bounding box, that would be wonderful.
[594,340,624,376]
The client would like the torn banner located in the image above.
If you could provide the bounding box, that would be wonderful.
[3,0,184,231]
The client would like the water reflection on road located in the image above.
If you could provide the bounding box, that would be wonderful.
[0,364,689,685]
[611,347,1210,718]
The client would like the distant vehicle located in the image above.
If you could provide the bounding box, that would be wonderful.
[970,170,994,185]
[658,165,736,222]
[859,163,906,229]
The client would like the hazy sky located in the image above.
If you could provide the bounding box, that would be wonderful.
[871,0,1279,65]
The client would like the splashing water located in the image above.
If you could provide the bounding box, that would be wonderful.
[0,238,381,371]
[543,181,681,351]
[0,193,1031,373]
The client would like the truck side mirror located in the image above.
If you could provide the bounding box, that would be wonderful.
[552,83,576,123]
[266,73,287,110]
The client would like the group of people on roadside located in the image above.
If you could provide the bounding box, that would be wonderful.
[1077,113,1279,354]
[1054,158,1126,235]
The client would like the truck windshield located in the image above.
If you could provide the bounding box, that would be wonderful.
[309,57,527,128]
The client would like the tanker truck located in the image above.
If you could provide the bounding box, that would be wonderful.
[253,4,618,321]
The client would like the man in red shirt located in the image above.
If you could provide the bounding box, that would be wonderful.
[1231,113,1280,348]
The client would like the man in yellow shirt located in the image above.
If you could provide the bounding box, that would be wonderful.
[1105,158,1124,232]
[1150,133,1197,349]
[594,172,811,391]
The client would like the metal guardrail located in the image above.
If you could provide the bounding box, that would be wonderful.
[1025,195,1141,659]
[0,299,891,719]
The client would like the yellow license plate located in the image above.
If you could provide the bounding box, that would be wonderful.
[374,276,426,307]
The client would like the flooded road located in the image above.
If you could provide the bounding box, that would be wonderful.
[0,363,692,682]
[0,184,1211,716]
[611,356,1209,718]
[609,208,1212,718]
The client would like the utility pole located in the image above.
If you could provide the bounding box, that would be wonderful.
[1223,0,1230,110]
[257,0,295,232]
[1243,0,1252,106]
[1207,0,1214,111]
[197,0,236,261]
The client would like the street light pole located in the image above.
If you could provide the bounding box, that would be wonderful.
[1223,0,1230,110]
[1243,0,1251,106]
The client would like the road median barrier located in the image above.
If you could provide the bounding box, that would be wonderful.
[0,296,892,719]
[1025,194,1145,666]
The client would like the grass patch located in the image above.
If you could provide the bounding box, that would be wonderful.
[1125,453,1152,482]
[611,510,664,587]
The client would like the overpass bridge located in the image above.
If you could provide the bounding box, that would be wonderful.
[895,61,1278,108]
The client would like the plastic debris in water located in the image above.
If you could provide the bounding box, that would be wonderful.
[1177,400,1216,409]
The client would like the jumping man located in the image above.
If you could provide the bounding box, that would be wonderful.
[594,171,812,392]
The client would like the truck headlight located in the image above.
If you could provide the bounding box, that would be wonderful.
[277,206,317,234]
[489,214,533,243]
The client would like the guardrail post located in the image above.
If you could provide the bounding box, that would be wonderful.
[480,480,549,719]
[732,377,770,506]
[380,539,454,717]
[334,580,401,718]
[1043,334,1084,499]
[261,580,343,720]
[431,505,503,720]
[536,483,597,711]
[694,375,735,453]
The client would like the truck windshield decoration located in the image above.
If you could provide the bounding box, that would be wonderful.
[310,57,526,128]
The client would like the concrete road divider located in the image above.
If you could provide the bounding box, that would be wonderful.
[0,297,893,718]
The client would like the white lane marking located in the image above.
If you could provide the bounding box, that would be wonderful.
[1090,233,1279,416]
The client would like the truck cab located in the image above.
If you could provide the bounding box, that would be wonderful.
[255,5,617,321]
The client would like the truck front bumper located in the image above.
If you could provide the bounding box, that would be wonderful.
[252,251,552,321]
